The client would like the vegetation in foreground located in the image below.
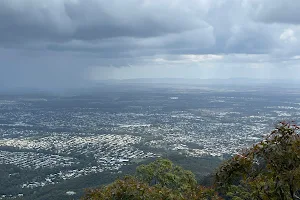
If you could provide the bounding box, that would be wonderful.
[82,158,221,200]
[82,122,300,200]
[215,121,300,199]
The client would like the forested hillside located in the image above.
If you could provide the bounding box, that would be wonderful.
[82,122,300,200]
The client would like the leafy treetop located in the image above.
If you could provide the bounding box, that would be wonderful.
[215,121,300,200]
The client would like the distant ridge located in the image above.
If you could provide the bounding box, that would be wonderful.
[2,78,300,95]
[95,78,300,85]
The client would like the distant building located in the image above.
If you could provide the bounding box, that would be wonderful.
[66,191,76,196]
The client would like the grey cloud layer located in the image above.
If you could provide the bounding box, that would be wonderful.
[250,0,300,24]
[0,0,300,88]
[0,0,207,43]
[0,0,291,55]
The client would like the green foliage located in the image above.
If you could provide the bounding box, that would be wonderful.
[215,121,300,200]
[82,122,300,200]
[82,159,222,200]
[82,176,177,200]
[82,176,222,200]
[136,158,197,193]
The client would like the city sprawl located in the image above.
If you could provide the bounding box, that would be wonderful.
[1,83,300,198]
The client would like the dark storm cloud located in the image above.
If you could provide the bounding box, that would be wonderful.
[0,0,207,44]
[0,0,276,55]
[63,0,207,40]
[0,0,300,88]
[250,0,300,24]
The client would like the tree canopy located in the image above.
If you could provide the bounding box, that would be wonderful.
[82,122,300,200]
[215,121,300,199]
[136,158,197,192]
[82,159,221,200]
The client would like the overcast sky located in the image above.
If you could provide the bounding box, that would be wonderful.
[1,0,300,89]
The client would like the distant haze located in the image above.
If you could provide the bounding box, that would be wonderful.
[1,0,300,89]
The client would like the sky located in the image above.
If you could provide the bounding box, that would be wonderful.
[1,0,300,89]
